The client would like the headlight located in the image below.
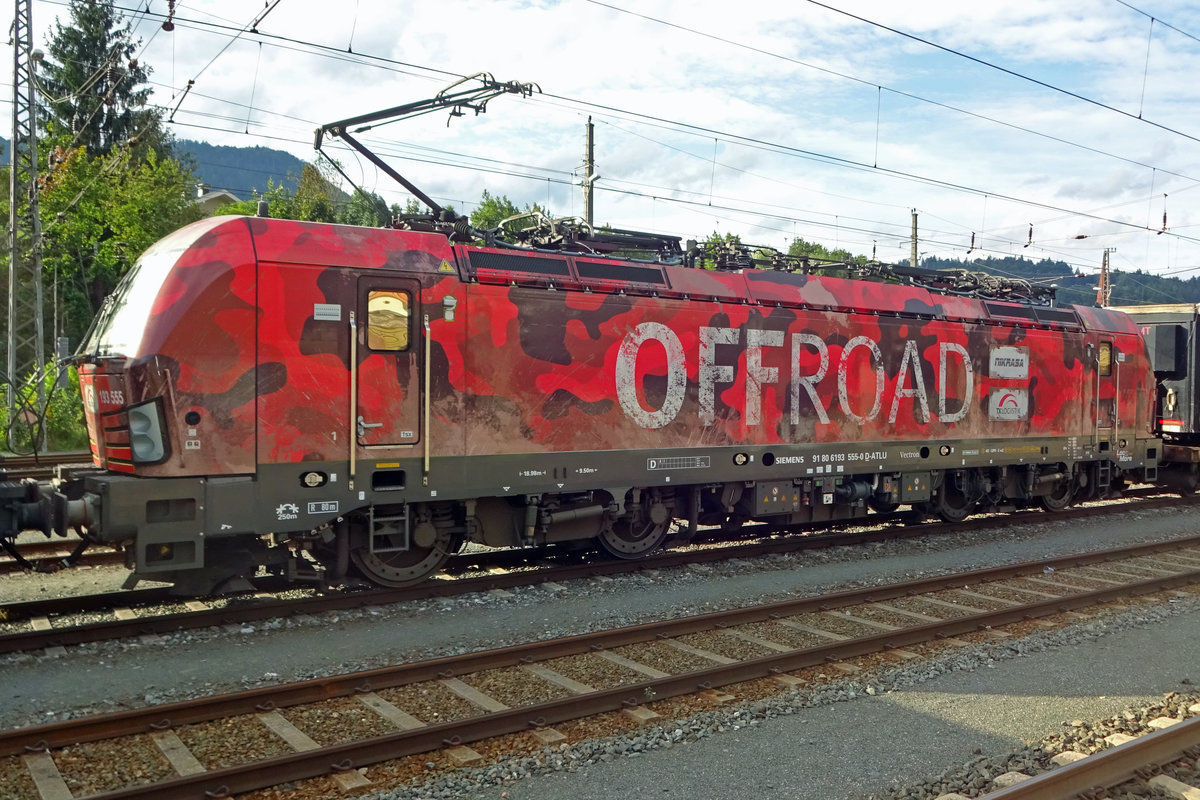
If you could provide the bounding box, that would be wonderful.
[128,400,167,463]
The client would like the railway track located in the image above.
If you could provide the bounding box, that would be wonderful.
[0,484,1178,579]
[0,521,911,655]
[0,539,123,575]
[0,510,917,577]
[974,712,1200,799]
[0,452,91,482]
[2,537,1198,800]
[1,491,1194,656]
[875,690,1200,800]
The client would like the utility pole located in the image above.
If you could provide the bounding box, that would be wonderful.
[910,209,918,268]
[581,117,597,226]
[7,0,47,449]
[1096,248,1115,307]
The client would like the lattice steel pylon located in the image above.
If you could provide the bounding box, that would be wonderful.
[6,0,47,449]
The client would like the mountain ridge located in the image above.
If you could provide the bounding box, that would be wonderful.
[3,135,1198,306]
[176,138,305,198]
[0,136,304,199]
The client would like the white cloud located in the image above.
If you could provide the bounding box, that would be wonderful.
[7,0,1200,274]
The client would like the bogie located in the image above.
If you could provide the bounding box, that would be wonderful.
[343,505,461,588]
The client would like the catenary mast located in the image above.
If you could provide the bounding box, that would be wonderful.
[6,0,47,448]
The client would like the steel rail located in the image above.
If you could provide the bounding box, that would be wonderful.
[0,493,1191,653]
[27,559,1200,799]
[978,715,1200,799]
[0,454,92,483]
[0,497,1193,655]
[0,512,947,637]
[0,540,123,574]
[0,485,1177,584]
[3,537,1199,763]
[0,482,1178,581]
[0,581,281,622]
[0,451,89,468]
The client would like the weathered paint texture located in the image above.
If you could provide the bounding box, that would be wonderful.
[77,216,1155,482]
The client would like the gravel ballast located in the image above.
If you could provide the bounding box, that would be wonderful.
[396,597,1200,800]
[1,502,1199,799]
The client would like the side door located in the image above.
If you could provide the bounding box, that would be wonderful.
[356,277,422,447]
[1094,339,1116,432]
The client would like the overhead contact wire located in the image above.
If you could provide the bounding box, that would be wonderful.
[802,0,1200,144]
[55,1,1200,258]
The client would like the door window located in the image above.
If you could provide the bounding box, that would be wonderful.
[367,290,411,351]
[357,282,420,447]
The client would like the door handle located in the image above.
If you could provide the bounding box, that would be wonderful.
[357,415,383,438]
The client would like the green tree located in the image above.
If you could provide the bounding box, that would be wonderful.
[705,231,741,248]
[0,362,88,453]
[396,198,424,216]
[39,0,165,158]
[1,2,201,451]
[470,190,521,230]
[35,144,204,345]
[294,164,337,223]
[214,179,295,219]
[787,237,864,265]
[339,189,390,227]
[218,163,344,223]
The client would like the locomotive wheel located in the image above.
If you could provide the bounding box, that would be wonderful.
[348,521,455,587]
[1039,479,1074,512]
[932,481,975,523]
[598,510,670,559]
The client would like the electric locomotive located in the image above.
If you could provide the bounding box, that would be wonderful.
[0,77,1165,593]
[0,210,1161,593]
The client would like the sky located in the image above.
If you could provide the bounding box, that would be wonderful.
[8,0,1200,290]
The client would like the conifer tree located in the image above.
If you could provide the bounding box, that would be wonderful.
[39,1,165,157]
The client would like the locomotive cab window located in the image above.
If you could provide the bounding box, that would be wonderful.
[367,290,411,351]
[1098,341,1112,377]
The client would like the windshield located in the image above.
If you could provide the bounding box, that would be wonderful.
[81,239,188,358]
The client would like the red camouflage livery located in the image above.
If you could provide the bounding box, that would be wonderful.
[57,215,1158,592]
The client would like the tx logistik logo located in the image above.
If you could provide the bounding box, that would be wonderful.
[989,388,1028,421]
